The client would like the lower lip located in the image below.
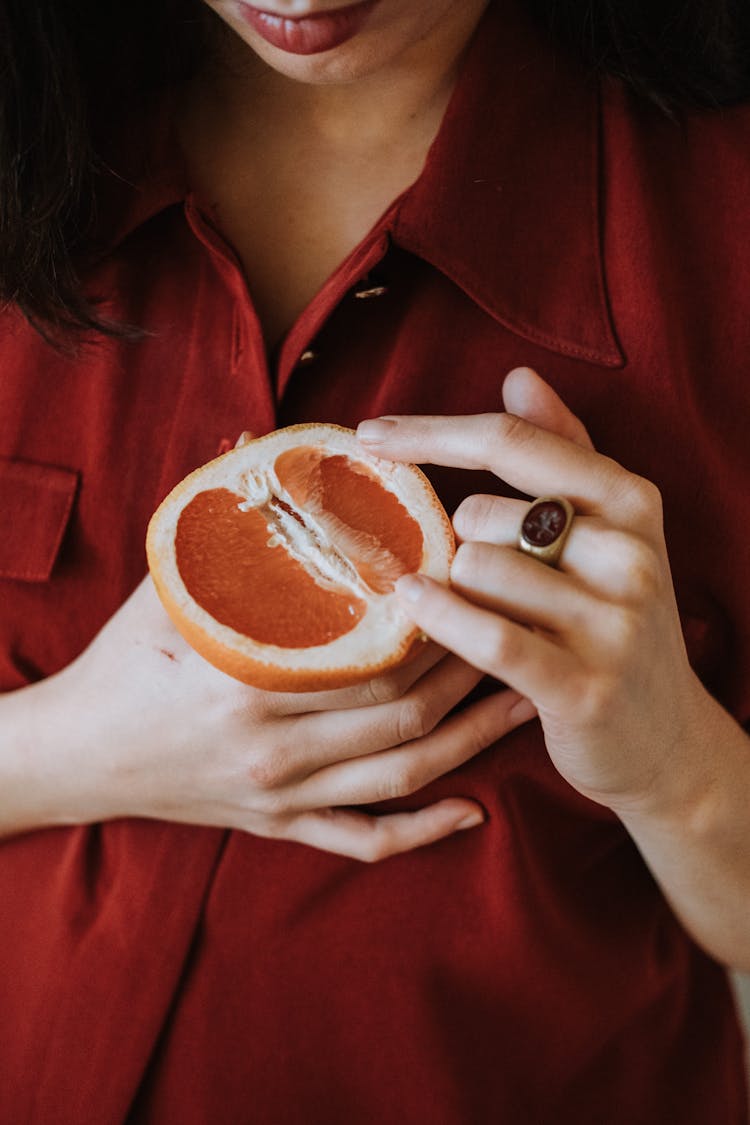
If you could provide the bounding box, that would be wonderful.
[237,1,379,55]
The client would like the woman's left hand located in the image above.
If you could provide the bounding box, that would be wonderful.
[356,366,715,818]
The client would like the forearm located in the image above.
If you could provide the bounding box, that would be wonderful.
[615,689,750,972]
[0,668,94,838]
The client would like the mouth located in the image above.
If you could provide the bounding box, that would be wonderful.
[236,0,380,55]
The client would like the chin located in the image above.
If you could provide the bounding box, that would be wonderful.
[219,17,403,84]
[250,41,395,84]
[203,0,439,85]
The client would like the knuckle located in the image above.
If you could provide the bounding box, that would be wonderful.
[637,476,663,516]
[565,599,592,636]
[619,473,663,526]
[250,813,287,839]
[607,605,643,655]
[453,493,499,538]
[396,698,435,744]
[379,765,419,801]
[457,715,493,758]
[228,690,270,726]
[358,832,392,864]
[619,541,662,602]
[495,410,535,449]
[484,624,521,673]
[245,747,289,791]
[253,787,293,819]
[451,541,484,583]
[362,672,404,706]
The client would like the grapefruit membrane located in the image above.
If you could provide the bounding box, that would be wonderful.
[146,424,455,691]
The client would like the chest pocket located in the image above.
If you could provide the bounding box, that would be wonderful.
[0,457,78,582]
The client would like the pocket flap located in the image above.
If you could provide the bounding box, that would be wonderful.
[0,457,79,582]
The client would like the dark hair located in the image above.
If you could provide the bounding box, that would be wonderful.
[0,0,206,341]
[528,0,750,115]
[1,0,749,339]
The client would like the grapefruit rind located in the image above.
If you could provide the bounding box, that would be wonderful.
[146,424,455,691]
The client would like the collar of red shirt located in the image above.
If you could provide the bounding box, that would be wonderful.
[102,0,623,369]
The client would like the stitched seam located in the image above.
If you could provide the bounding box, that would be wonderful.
[0,464,79,582]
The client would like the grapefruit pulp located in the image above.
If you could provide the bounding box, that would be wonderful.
[146,423,455,691]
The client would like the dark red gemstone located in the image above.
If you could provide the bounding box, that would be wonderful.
[521,500,567,547]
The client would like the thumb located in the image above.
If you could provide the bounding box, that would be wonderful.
[502,366,594,451]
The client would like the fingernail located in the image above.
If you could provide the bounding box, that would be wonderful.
[235,430,254,447]
[509,696,537,724]
[395,574,426,602]
[456,810,485,831]
[356,418,397,443]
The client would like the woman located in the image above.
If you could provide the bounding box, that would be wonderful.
[0,0,748,1120]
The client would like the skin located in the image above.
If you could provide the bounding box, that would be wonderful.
[2,560,534,858]
[357,367,750,970]
[2,4,507,860]
[201,0,490,86]
[2,1,748,974]
[181,0,489,342]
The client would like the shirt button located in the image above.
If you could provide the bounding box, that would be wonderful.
[298,349,317,366]
[353,284,389,300]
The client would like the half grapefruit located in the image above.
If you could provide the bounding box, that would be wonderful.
[146,423,455,691]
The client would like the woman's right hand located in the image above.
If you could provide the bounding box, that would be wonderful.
[7,575,535,861]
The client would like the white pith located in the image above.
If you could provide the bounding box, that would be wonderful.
[147,425,453,676]
[235,468,401,599]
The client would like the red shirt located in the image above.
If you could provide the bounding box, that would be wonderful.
[0,3,748,1121]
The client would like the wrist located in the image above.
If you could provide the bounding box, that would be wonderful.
[610,678,739,836]
[3,661,111,834]
[607,683,750,970]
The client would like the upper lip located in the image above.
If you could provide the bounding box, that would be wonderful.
[244,2,368,19]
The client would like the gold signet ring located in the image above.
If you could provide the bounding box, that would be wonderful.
[518,496,575,567]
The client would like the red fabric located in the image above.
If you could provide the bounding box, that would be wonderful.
[0,2,748,1121]
[0,458,77,582]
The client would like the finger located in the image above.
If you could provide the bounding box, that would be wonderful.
[292,652,489,773]
[501,367,594,450]
[453,496,665,602]
[235,430,256,447]
[357,412,660,531]
[450,541,617,643]
[453,493,532,545]
[281,798,486,863]
[392,574,576,706]
[259,639,446,716]
[296,687,536,809]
